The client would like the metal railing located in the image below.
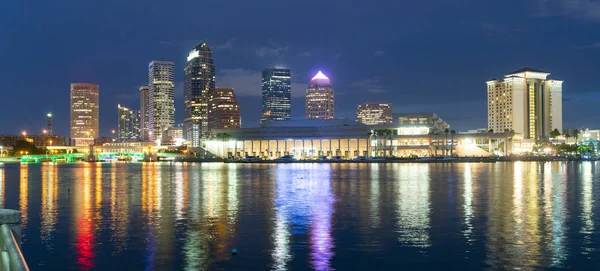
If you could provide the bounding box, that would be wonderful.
[0,209,28,271]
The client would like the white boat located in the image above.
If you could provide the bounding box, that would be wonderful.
[316,156,329,161]
[241,156,262,162]
[352,156,367,161]
[273,155,297,162]
[329,156,344,162]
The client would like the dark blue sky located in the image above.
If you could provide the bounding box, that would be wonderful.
[2,0,600,136]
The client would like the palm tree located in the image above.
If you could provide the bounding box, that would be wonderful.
[427,131,435,157]
[444,128,449,157]
[450,130,456,157]
[573,129,580,145]
[366,131,373,157]
[565,133,571,143]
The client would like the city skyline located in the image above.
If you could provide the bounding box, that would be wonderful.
[3,1,600,136]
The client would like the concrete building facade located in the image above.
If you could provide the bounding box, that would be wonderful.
[139,86,150,141]
[148,61,175,142]
[487,68,563,139]
[70,83,99,146]
[306,71,334,120]
[209,88,241,132]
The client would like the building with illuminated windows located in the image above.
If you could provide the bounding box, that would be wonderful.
[139,86,150,141]
[70,83,99,146]
[205,113,515,159]
[208,88,241,131]
[148,61,175,141]
[261,68,291,124]
[487,68,563,140]
[184,41,215,146]
[306,71,334,119]
[117,104,141,142]
[356,103,393,125]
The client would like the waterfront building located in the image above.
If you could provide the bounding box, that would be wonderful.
[117,104,141,142]
[184,41,215,146]
[70,83,99,146]
[261,68,291,123]
[487,68,563,140]
[306,71,334,120]
[32,135,67,148]
[139,86,150,141]
[163,127,184,146]
[209,88,241,132]
[148,61,175,142]
[206,113,512,159]
[356,103,393,125]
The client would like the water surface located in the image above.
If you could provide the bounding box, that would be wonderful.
[0,162,598,270]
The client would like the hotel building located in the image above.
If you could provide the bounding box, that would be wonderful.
[306,71,334,120]
[70,83,99,146]
[487,68,563,139]
[117,104,141,142]
[208,88,241,131]
[261,68,291,123]
[356,103,393,125]
[184,41,215,146]
[148,60,175,141]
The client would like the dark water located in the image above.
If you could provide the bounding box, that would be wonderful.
[0,162,599,270]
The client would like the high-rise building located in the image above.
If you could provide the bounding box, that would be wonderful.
[306,71,334,120]
[356,103,393,125]
[46,113,53,135]
[117,104,141,142]
[487,68,563,139]
[70,83,99,146]
[261,68,291,123]
[139,86,150,141]
[184,41,215,146]
[209,88,241,131]
[148,61,175,141]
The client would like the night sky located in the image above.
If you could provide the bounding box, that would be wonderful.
[2,0,600,136]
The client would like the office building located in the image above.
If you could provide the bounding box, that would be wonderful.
[487,68,563,139]
[117,104,141,142]
[209,88,241,131]
[148,61,175,141]
[306,71,334,119]
[261,68,291,123]
[356,103,393,125]
[139,86,150,141]
[184,41,215,146]
[70,83,99,146]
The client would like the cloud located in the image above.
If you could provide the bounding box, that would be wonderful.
[214,37,236,50]
[255,46,289,57]
[534,0,600,21]
[350,78,389,93]
[374,50,385,56]
[218,68,305,97]
[298,51,312,57]
[476,22,525,36]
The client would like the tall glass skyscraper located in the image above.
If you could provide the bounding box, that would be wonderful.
[306,71,334,120]
[261,68,291,124]
[148,61,175,141]
[117,104,140,142]
[184,41,215,146]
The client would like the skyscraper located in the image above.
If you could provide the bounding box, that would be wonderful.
[117,104,141,142]
[148,61,175,141]
[306,71,334,120]
[184,41,215,146]
[209,88,241,130]
[261,68,291,123]
[356,103,393,125]
[139,86,150,141]
[487,68,563,139]
[70,83,99,146]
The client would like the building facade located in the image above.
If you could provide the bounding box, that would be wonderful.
[487,68,563,139]
[356,103,393,125]
[148,61,175,141]
[261,68,291,123]
[70,83,99,146]
[184,41,215,146]
[209,88,241,132]
[306,71,334,120]
[139,86,150,141]
[117,104,141,142]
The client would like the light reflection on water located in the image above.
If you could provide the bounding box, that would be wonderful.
[0,162,598,270]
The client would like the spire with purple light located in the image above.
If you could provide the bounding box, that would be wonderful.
[311,71,330,84]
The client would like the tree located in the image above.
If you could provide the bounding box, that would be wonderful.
[565,133,571,143]
[573,129,580,144]
[366,131,373,157]
[444,128,449,157]
[450,130,456,157]
[427,131,435,157]
[550,128,561,139]
[488,129,494,133]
